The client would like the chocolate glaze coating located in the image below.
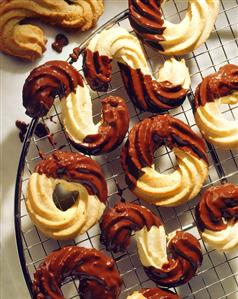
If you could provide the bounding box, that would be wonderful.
[194,64,238,109]
[145,231,203,287]
[119,63,187,112]
[195,183,238,232]
[100,202,202,287]
[83,49,112,92]
[83,49,188,112]
[121,114,208,189]
[100,202,161,252]
[140,287,179,299]
[128,0,166,51]
[72,96,129,155]
[35,150,107,203]
[23,60,83,117]
[32,246,122,299]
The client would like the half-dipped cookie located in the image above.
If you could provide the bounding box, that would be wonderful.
[129,0,219,55]
[26,151,107,240]
[83,26,190,112]
[194,64,238,149]
[121,114,209,207]
[33,246,122,299]
[100,202,203,287]
[23,60,129,155]
[195,183,238,251]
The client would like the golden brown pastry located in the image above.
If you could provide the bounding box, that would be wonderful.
[0,0,104,61]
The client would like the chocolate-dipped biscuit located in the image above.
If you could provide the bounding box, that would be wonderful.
[23,60,129,155]
[26,151,108,240]
[100,202,202,287]
[195,183,238,251]
[121,114,209,207]
[32,246,122,299]
[23,60,83,117]
[83,26,190,112]
[194,64,238,149]
[128,0,219,55]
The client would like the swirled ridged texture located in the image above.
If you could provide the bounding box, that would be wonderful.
[100,202,162,252]
[32,246,122,299]
[0,0,104,60]
[62,90,129,155]
[83,26,190,112]
[26,151,107,239]
[195,183,238,251]
[129,0,219,55]
[23,60,129,154]
[127,288,179,299]
[121,114,208,206]
[194,64,238,149]
[23,60,83,118]
[100,202,202,287]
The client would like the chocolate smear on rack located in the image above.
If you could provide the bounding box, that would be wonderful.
[52,33,69,53]
[15,120,29,142]
[16,120,56,146]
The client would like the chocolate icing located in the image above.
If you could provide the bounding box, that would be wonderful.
[71,96,129,155]
[100,202,161,252]
[120,114,208,189]
[23,60,83,117]
[119,63,187,112]
[52,33,69,53]
[16,120,28,142]
[140,288,179,299]
[145,231,203,287]
[195,183,238,232]
[128,0,166,51]
[83,49,112,92]
[32,246,122,299]
[194,64,238,109]
[100,202,202,287]
[35,150,107,203]
[83,49,188,112]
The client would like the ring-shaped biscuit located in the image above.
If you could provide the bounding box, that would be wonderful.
[32,246,122,299]
[121,114,209,207]
[128,0,219,55]
[26,151,108,240]
[195,183,238,251]
[194,64,238,149]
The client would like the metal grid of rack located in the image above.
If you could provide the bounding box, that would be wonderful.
[15,1,238,298]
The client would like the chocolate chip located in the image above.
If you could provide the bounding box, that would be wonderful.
[52,33,69,53]
[53,183,79,211]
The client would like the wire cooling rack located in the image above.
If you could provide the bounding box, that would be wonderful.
[15,1,238,298]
